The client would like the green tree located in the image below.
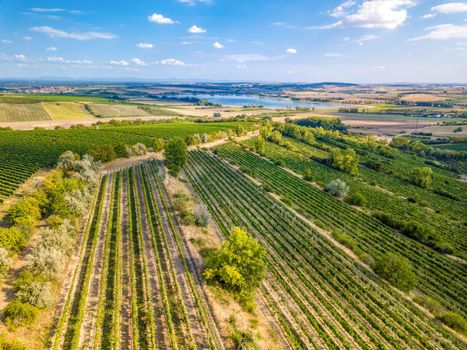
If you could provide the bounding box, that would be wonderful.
[325,179,349,199]
[164,137,188,176]
[330,148,359,175]
[303,168,313,182]
[203,227,266,302]
[411,167,433,188]
[374,252,418,292]
[255,136,266,155]
[154,138,166,152]
[89,144,116,163]
[345,192,367,207]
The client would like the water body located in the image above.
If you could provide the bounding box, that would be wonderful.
[171,94,344,109]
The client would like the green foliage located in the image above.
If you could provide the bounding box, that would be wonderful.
[436,312,467,335]
[410,167,433,188]
[154,137,166,152]
[164,137,188,176]
[14,271,52,309]
[344,192,367,207]
[413,295,444,316]
[303,168,313,181]
[293,117,348,132]
[7,197,41,225]
[330,148,359,175]
[0,227,28,252]
[325,179,349,199]
[0,248,10,276]
[89,144,116,163]
[47,214,64,229]
[203,227,266,303]
[332,231,356,251]
[0,335,26,350]
[255,136,266,155]
[194,205,209,227]
[402,221,438,243]
[373,253,418,292]
[3,300,38,328]
[231,329,259,350]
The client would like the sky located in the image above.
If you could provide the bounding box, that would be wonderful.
[0,0,466,83]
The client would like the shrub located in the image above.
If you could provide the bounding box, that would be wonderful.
[373,252,418,292]
[303,168,313,181]
[433,241,454,254]
[330,148,359,175]
[164,137,188,176]
[0,335,26,350]
[203,227,266,303]
[410,167,433,188]
[47,214,64,229]
[436,312,467,334]
[231,329,259,350]
[194,205,209,227]
[0,228,28,252]
[25,246,65,279]
[154,138,166,152]
[3,300,38,328]
[7,197,41,225]
[402,221,438,243]
[413,295,444,316]
[131,143,148,156]
[325,179,349,199]
[89,144,116,163]
[0,247,10,276]
[344,192,367,207]
[332,231,356,250]
[14,272,52,309]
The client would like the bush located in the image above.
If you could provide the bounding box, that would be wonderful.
[402,221,438,243]
[47,215,64,229]
[0,247,10,276]
[154,138,166,152]
[413,295,444,316]
[25,246,65,279]
[203,227,266,303]
[89,144,116,163]
[332,231,356,250]
[325,179,349,199]
[0,228,28,252]
[433,241,454,254]
[410,167,433,188]
[14,272,52,309]
[344,192,367,207]
[0,335,26,350]
[436,312,467,334]
[131,143,148,156]
[373,253,418,292]
[194,205,209,227]
[303,168,313,181]
[7,197,41,225]
[3,300,38,328]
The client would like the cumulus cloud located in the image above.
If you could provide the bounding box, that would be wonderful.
[213,41,224,49]
[137,42,154,49]
[110,60,129,66]
[319,0,415,30]
[188,25,207,33]
[14,54,27,62]
[409,24,467,40]
[30,26,117,40]
[148,13,175,24]
[131,57,147,66]
[423,2,467,19]
[157,58,187,66]
[286,48,297,54]
[46,46,58,51]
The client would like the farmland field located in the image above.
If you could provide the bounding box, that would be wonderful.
[89,104,150,117]
[42,102,94,121]
[0,103,51,122]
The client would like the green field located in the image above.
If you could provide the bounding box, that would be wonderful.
[433,143,467,151]
[89,103,150,117]
[0,94,114,104]
[0,103,51,122]
[42,102,94,121]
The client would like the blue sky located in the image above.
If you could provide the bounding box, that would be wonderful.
[0,0,466,82]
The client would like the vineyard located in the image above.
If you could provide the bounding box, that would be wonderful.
[213,142,466,316]
[0,121,255,203]
[49,161,223,349]
[185,149,465,349]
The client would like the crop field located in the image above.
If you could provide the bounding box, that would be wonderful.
[89,104,150,117]
[0,121,255,202]
[42,102,94,121]
[185,149,464,349]
[213,142,466,316]
[0,103,51,122]
[49,162,222,349]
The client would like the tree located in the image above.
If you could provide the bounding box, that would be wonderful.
[303,168,313,182]
[255,136,266,155]
[411,167,433,188]
[325,179,349,199]
[3,300,38,328]
[131,143,148,156]
[14,272,52,309]
[436,312,466,334]
[373,253,418,292]
[330,148,359,175]
[345,192,367,207]
[89,144,116,163]
[203,227,266,302]
[154,138,166,152]
[194,205,209,227]
[164,137,188,176]
[0,247,10,276]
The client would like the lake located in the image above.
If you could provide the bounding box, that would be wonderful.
[171,94,343,109]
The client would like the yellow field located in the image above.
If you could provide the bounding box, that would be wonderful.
[89,104,149,117]
[0,103,51,122]
[41,102,94,121]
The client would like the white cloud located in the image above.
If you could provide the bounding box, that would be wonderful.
[213,41,224,49]
[30,8,82,14]
[110,60,129,66]
[1,39,12,44]
[344,34,379,45]
[131,57,147,66]
[46,46,58,51]
[157,58,187,66]
[320,0,415,30]
[178,0,213,5]
[188,25,207,33]
[48,56,92,64]
[137,42,154,49]
[225,54,271,63]
[424,3,467,18]
[409,24,467,40]
[286,48,297,54]
[148,13,175,24]
[30,26,116,40]
[14,54,27,62]
[181,41,193,45]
